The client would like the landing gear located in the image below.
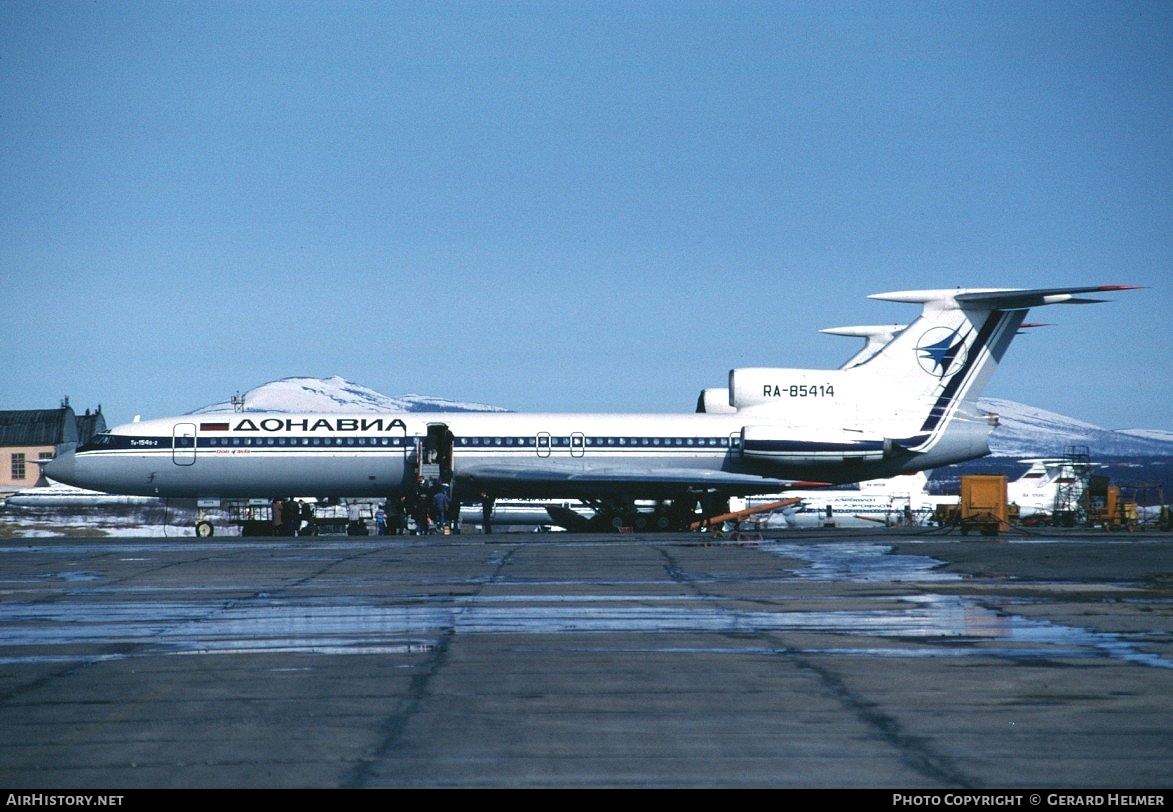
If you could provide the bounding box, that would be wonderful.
[195,520,214,538]
[585,496,705,533]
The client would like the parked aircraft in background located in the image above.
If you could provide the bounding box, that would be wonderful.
[514,471,956,533]
[733,470,958,529]
[3,482,160,508]
[43,285,1137,535]
[1007,457,1096,520]
[458,498,588,532]
[457,457,1135,533]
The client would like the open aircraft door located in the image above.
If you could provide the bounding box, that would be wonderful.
[421,423,454,485]
[172,422,196,466]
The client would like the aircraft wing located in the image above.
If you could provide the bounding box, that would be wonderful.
[456,462,805,500]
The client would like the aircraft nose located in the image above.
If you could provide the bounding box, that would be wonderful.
[41,447,76,485]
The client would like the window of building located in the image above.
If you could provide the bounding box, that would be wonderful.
[11,453,26,480]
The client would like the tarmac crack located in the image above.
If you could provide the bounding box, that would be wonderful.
[796,656,976,788]
[341,544,521,788]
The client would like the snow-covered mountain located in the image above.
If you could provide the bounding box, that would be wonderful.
[979,398,1173,458]
[190,376,510,415]
[190,377,1172,459]
[1118,428,1173,443]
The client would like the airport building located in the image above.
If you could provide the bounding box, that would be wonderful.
[0,402,105,494]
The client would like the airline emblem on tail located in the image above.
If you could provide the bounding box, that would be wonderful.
[915,327,971,378]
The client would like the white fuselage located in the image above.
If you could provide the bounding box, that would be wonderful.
[45,409,986,502]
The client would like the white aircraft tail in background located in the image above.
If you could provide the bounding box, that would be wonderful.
[1007,457,1096,519]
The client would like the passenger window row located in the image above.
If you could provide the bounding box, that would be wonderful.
[194,435,735,448]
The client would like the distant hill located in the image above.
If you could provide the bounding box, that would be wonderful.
[190,376,510,415]
[190,376,1173,460]
[979,398,1173,458]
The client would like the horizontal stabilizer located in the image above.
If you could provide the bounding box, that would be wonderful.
[871,285,1140,309]
[819,324,906,338]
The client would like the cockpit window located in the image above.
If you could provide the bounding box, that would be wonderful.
[83,433,113,449]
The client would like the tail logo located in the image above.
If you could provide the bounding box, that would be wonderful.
[915,327,970,378]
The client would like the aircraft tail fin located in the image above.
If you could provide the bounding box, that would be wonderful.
[859,285,1135,414]
[730,285,1138,471]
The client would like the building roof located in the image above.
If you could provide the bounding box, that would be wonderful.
[75,409,107,445]
[0,407,107,447]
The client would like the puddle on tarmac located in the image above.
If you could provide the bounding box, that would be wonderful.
[0,542,1168,669]
[762,541,962,582]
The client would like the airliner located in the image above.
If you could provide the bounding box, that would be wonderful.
[43,285,1136,535]
[1007,457,1097,520]
[734,470,959,530]
[3,483,161,508]
[459,498,589,531]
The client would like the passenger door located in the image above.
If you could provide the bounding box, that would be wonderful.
[172,422,196,466]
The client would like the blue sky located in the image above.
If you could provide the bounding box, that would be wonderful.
[2,1,1169,431]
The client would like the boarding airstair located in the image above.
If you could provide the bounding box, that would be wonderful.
[1052,445,1093,525]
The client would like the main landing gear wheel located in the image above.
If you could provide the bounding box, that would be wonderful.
[195,521,214,538]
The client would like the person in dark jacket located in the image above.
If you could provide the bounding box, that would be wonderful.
[300,500,316,536]
[433,486,450,533]
[284,497,299,536]
[385,497,405,535]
